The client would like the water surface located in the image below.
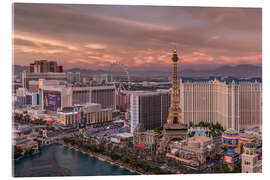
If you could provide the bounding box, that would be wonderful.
[13,144,138,177]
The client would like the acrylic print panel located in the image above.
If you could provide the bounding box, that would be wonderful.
[12,3,262,177]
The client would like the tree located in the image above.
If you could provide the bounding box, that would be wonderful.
[24,147,35,156]
[140,161,151,172]
[23,129,32,135]
[232,162,242,173]
[189,121,193,127]
[130,159,138,168]
[126,141,133,147]
[222,164,230,173]
[107,142,113,150]
[205,122,210,128]
[154,127,163,134]
[121,156,130,163]
[189,131,196,137]
[153,167,161,174]
[26,115,31,123]
[14,146,23,159]
[13,113,22,122]
[206,156,211,162]
[110,152,120,160]
[199,121,205,128]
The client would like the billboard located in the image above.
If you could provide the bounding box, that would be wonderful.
[224,155,239,165]
[44,91,61,111]
[227,148,236,155]
[26,95,32,105]
[36,93,39,105]
[224,155,233,164]
[135,144,145,148]
[77,111,80,122]
[223,138,239,146]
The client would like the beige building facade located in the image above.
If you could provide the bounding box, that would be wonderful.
[133,123,160,151]
[180,77,262,130]
[57,103,112,126]
[241,142,262,173]
[169,135,215,164]
[39,85,116,112]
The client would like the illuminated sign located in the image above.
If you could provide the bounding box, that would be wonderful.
[135,144,145,148]
[77,111,80,122]
[224,155,233,164]
[36,94,39,105]
[26,95,32,105]
[44,91,61,111]
[224,155,238,164]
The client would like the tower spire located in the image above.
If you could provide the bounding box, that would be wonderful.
[167,48,184,124]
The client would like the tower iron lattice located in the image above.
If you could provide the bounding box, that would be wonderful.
[158,49,188,153]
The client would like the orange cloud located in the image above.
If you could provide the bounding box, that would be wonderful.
[14,33,78,51]
[85,43,107,50]
[97,14,174,31]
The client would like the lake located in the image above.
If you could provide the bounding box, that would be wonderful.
[13,144,138,177]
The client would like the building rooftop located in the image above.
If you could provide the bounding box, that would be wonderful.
[239,133,256,138]
[57,111,78,115]
[245,126,261,133]
[130,90,170,96]
[189,135,211,143]
[181,77,262,84]
[113,132,133,138]
[41,85,116,91]
[244,142,256,149]
[74,103,100,107]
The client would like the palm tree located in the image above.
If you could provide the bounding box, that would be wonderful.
[25,115,31,124]
[14,146,23,159]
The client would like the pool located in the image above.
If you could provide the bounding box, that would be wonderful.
[189,130,206,135]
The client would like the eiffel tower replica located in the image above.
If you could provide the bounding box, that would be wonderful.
[158,49,188,152]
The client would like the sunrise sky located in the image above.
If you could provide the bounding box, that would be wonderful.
[13,3,262,71]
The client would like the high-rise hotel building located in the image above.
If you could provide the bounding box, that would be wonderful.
[130,90,170,133]
[30,60,63,73]
[22,60,66,89]
[39,84,116,112]
[180,77,262,130]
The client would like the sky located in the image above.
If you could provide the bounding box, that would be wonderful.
[13,3,262,71]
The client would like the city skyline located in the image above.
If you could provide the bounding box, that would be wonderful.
[11,2,263,177]
[13,4,262,71]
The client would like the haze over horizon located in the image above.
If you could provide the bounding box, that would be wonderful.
[13,4,262,71]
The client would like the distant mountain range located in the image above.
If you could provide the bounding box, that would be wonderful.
[64,68,108,75]
[13,65,28,76]
[180,64,262,78]
[13,64,262,79]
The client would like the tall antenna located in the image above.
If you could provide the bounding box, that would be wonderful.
[174,45,177,52]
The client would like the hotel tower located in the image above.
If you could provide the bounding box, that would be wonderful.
[180,77,262,130]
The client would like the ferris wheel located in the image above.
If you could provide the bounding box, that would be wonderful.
[107,61,131,91]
